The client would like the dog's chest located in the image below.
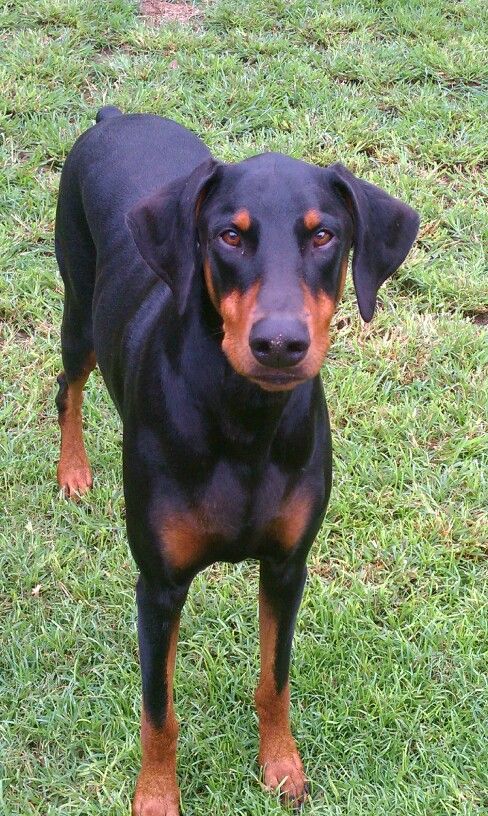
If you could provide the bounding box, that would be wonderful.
[158,460,314,571]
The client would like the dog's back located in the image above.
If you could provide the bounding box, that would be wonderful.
[57,108,210,245]
[55,109,211,410]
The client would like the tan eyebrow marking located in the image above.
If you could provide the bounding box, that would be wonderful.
[303,209,322,230]
[232,208,251,231]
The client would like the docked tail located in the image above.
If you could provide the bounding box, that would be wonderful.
[95,105,123,123]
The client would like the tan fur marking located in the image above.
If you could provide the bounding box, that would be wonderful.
[303,208,321,231]
[162,511,210,571]
[203,258,220,312]
[233,208,251,231]
[336,253,349,303]
[267,491,313,551]
[220,281,262,377]
[300,283,335,377]
[256,589,307,803]
[133,622,181,816]
[57,350,96,498]
[161,509,219,571]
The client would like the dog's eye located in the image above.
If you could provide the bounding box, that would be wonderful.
[313,229,333,248]
[313,229,332,247]
[220,229,241,248]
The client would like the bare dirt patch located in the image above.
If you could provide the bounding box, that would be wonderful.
[139,1,199,23]
[473,312,488,327]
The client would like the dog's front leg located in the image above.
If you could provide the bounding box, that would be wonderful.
[255,556,309,807]
[132,574,190,816]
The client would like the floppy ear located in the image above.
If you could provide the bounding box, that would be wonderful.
[324,163,420,322]
[126,157,221,315]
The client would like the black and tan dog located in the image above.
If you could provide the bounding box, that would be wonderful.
[55,106,419,814]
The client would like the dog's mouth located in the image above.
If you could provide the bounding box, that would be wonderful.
[249,370,308,392]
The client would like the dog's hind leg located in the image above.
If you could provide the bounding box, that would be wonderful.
[56,345,96,498]
[55,211,97,498]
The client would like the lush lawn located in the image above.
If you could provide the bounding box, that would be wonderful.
[1,0,487,814]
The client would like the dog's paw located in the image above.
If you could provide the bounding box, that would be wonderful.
[132,769,180,816]
[261,751,309,808]
[57,461,93,499]
[132,795,180,816]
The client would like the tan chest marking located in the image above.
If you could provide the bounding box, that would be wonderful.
[160,508,223,571]
[266,490,313,552]
[161,482,313,568]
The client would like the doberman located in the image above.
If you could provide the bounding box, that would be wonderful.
[55,106,419,814]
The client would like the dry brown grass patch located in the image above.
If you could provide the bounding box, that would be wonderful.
[139,0,199,23]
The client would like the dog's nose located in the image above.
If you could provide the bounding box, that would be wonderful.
[249,317,310,368]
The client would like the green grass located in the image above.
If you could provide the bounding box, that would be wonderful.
[1,0,487,814]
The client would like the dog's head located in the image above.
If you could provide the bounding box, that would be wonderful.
[127,153,419,391]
